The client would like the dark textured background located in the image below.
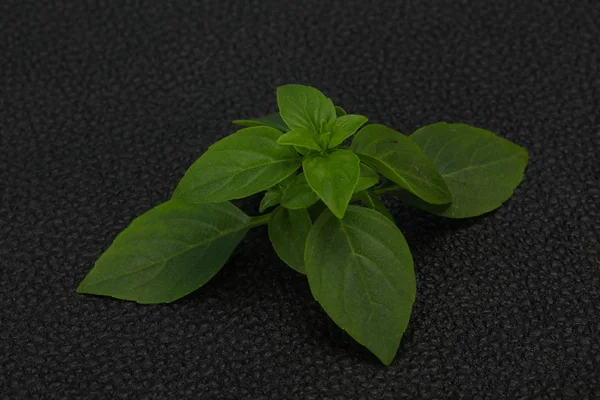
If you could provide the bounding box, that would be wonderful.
[1,0,599,398]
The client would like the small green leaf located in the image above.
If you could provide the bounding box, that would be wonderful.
[354,163,380,193]
[335,105,347,117]
[280,173,319,209]
[305,206,415,365]
[277,128,323,151]
[294,146,310,156]
[353,191,394,222]
[77,201,250,304]
[277,84,337,132]
[351,124,452,205]
[268,206,312,274]
[371,195,395,222]
[406,123,529,218]
[303,150,360,219]
[233,113,289,132]
[259,189,281,213]
[354,190,375,208]
[173,126,301,203]
[328,114,368,148]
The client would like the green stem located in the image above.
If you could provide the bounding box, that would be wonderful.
[248,213,272,228]
[371,185,401,196]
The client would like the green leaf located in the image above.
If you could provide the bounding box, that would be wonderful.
[259,188,281,213]
[371,195,395,223]
[233,113,289,132]
[351,124,452,205]
[407,122,529,218]
[294,146,310,156]
[354,190,375,208]
[277,128,323,151]
[328,114,368,148]
[77,201,250,304]
[352,191,394,222]
[276,84,337,132]
[354,163,380,193]
[335,105,347,117]
[268,206,312,274]
[303,150,360,219]
[318,131,332,149]
[280,173,319,209]
[173,126,301,203]
[304,206,415,365]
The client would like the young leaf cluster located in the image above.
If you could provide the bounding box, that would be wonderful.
[78,84,528,365]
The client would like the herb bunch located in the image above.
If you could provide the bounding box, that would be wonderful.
[78,85,528,365]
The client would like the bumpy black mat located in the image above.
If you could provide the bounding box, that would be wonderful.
[1,1,599,398]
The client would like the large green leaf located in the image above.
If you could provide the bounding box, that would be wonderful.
[268,206,312,274]
[280,173,319,209]
[351,124,452,205]
[305,206,415,365]
[233,113,289,132]
[328,114,368,148]
[276,84,337,132]
[303,150,360,219]
[173,126,301,203]
[77,201,250,304]
[277,128,322,151]
[408,123,529,218]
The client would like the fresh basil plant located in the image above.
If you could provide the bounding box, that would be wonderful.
[78,84,528,365]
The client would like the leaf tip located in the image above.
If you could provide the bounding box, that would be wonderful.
[332,208,346,219]
[379,355,394,366]
[76,274,93,294]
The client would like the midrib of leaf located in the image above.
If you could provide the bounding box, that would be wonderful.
[125,218,221,234]
[339,222,387,353]
[117,214,246,247]
[369,145,414,160]
[289,91,319,133]
[437,135,489,172]
[467,135,493,165]
[89,224,248,286]
[420,129,438,153]
[117,236,196,249]
[179,157,299,196]
[442,179,517,200]
[138,237,217,298]
[203,149,288,171]
[303,92,319,132]
[208,147,281,159]
[352,134,381,153]
[128,259,171,291]
[360,154,417,195]
[432,136,462,164]
[442,154,525,178]
[209,134,277,151]
[345,219,409,302]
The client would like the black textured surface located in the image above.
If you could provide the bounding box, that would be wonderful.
[1,1,599,398]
